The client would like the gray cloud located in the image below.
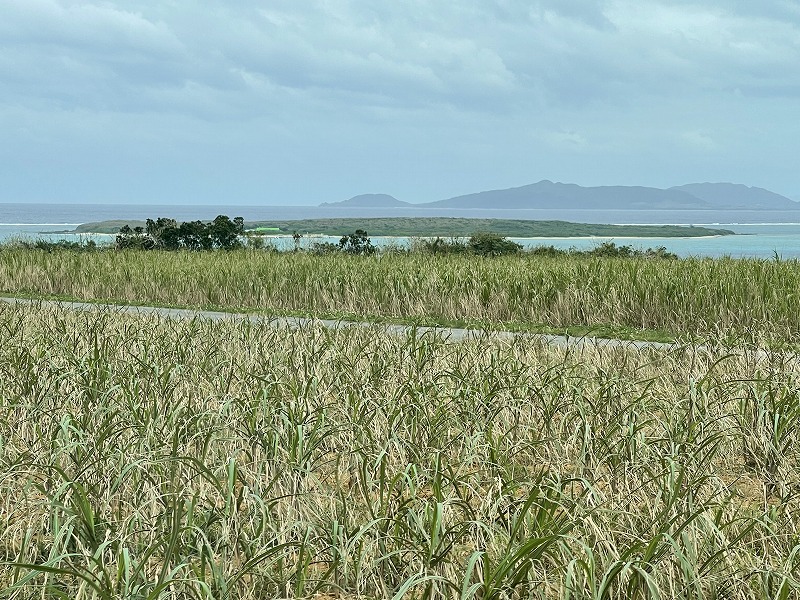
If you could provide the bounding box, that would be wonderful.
[4,1,799,113]
[1,0,798,203]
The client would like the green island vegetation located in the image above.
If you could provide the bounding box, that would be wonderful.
[1,216,800,598]
[65,216,735,238]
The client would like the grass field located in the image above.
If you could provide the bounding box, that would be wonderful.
[0,249,799,343]
[0,301,799,598]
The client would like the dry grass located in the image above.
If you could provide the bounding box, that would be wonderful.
[0,301,798,598]
[0,249,800,342]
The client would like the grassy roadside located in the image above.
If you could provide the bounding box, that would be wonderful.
[0,290,677,343]
[0,248,798,345]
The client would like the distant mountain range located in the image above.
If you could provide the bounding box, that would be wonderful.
[321,181,799,210]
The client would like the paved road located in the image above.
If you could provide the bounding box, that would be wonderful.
[0,296,677,351]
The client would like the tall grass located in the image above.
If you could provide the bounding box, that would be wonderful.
[0,249,799,341]
[1,301,799,598]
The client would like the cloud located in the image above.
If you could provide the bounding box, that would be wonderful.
[1,0,182,54]
[211,3,519,112]
[1,0,799,203]
[680,130,718,151]
[603,0,800,96]
[3,0,799,118]
[0,0,193,115]
[530,0,614,29]
[546,130,590,150]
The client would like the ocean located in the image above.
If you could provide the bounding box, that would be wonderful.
[3,203,800,259]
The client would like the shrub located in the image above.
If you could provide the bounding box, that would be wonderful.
[418,237,469,255]
[468,232,522,257]
[339,229,376,255]
[116,225,155,250]
[527,245,567,257]
[584,242,678,259]
[310,242,340,255]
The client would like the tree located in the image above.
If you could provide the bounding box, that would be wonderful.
[339,229,376,255]
[178,220,211,250]
[209,215,244,250]
[116,225,154,249]
[146,218,179,249]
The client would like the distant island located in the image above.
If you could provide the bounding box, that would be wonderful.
[319,194,408,208]
[322,181,799,211]
[65,217,734,239]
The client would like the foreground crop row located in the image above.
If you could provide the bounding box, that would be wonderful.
[0,303,798,598]
[1,250,800,342]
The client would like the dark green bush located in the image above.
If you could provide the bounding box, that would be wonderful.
[310,242,340,255]
[468,232,522,257]
[418,237,469,255]
[339,229,376,255]
[527,245,567,257]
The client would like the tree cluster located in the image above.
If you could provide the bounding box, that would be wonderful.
[419,232,522,256]
[116,216,244,250]
[309,229,377,255]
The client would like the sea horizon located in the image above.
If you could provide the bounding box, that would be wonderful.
[4,202,800,226]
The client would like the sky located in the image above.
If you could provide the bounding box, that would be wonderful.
[1,0,799,205]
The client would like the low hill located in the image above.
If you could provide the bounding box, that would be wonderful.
[66,218,734,238]
[70,220,146,234]
[320,194,410,208]
[244,217,732,238]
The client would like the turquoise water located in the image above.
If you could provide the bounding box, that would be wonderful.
[3,223,800,259]
[266,225,800,258]
[510,224,800,259]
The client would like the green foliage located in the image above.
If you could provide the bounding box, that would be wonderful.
[414,239,677,259]
[116,215,244,251]
[115,224,153,249]
[468,232,522,256]
[417,237,469,255]
[211,215,245,249]
[527,245,567,257]
[417,234,525,257]
[5,239,99,252]
[145,217,179,249]
[338,229,376,255]
[418,233,530,256]
[584,241,678,259]
[309,241,340,255]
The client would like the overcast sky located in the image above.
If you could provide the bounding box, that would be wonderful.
[2,0,799,205]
